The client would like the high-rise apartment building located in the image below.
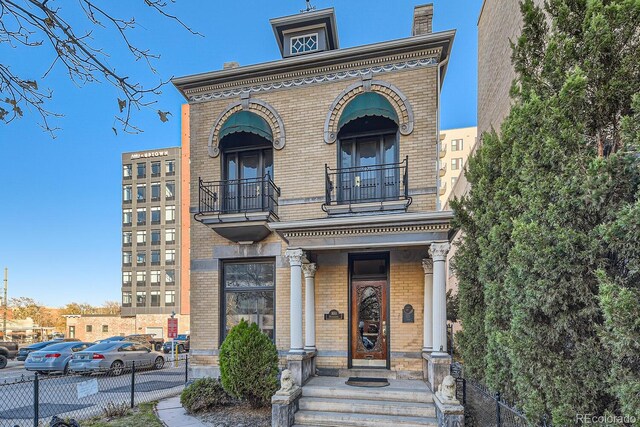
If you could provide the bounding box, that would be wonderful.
[121,148,183,316]
[438,126,477,206]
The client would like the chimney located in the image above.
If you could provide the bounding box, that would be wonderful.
[412,4,434,35]
[223,61,240,70]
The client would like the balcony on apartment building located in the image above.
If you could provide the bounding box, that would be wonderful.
[322,156,412,215]
[196,175,280,243]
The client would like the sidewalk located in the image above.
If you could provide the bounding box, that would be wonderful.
[156,395,207,427]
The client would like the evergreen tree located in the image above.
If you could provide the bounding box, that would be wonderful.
[452,0,640,422]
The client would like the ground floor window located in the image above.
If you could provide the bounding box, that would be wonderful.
[222,260,275,343]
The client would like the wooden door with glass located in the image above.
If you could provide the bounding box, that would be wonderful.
[350,255,389,368]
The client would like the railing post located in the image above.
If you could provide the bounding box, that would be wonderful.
[462,378,466,405]
[33,372,39,427]
[198,177,202,213]
[131,361,136,408]
[185,355,189,383]
[404,155,409,199]
[324,164,331,205]
[496,391,501,427]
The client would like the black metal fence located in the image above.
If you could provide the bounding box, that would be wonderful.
[450,361,550,427]
[198,175,280,217]
[0,356,189,427]
[323,157,410,208]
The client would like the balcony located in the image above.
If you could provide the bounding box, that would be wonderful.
[439,163,447,177]
[439,144,447,159]
[196,175,280,243]
[322,157,412,215]
[439,181,447,196]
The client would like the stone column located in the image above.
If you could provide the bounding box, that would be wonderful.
[285,249,304,354]
[302,263,317,352]
[422,258,433,352]
[429,242,450,354]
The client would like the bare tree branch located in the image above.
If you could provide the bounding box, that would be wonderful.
[0,0,200,136]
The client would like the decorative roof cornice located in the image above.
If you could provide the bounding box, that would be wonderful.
[172,30,455,102]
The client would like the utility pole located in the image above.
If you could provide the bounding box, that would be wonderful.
[3,268,7,341]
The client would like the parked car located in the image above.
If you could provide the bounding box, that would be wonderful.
[124,334,164,351]
[162,334,190,354]
[17,339,79,361]
[95,336,127,344]
[0,341,19,369]
[25,342,93,374]
[69,341,165,376]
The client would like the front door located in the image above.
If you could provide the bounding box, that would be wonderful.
[351,279,388,367]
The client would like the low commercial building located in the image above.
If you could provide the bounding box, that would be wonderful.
[65,313,190,342]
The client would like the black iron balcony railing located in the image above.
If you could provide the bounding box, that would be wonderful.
[323,157,411,209]
[199,175,280,218]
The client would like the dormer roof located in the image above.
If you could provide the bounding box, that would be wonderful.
[270,8,339,58]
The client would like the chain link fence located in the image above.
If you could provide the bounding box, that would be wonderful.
[0,355,189,427]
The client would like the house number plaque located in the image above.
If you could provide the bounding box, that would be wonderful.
[402,304,415,323]
[324,309,344,320]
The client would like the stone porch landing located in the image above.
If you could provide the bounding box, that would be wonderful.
[293,376,438,427]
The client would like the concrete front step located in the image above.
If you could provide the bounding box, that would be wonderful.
[294,410,439,427]
[302,384,433,404]
[298,396,436,418]
[338,368,398,379]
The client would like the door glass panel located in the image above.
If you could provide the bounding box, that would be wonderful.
[383,134,399,199]
[357,139,379,200]
[240,152,259,210]
[263,149,273,179]
[357,139,378,167]
[353,259,386,276]
[339,141,354,202]
[340,140,354,168]
[358,286,381,351]
[224,155,238,212]
[383,135,397,164]
[240,152,259,180]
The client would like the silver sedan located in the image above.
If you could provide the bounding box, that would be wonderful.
[25,342,93,374]
[69,341,165,376]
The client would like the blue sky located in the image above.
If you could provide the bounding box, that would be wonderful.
[0,0,483,307]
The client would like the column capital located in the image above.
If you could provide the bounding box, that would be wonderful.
[429,242,450,262]
[285,249,304,267]
[422,258,433,274]
[302,263,317,278]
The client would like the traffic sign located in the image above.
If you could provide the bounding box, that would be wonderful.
[168,318,178,339]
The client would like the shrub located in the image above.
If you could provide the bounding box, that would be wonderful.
[180,378,233,413]
[219,319,279,407]
[102,402,129,418]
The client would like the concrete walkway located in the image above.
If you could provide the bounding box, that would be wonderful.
[156,395,207,427]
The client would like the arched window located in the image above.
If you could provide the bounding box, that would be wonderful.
[218,111,274,213]
[336,93,400,203]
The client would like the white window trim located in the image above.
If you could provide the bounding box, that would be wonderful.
[290,32,319,55]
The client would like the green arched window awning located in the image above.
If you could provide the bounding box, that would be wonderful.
[337,92,399,131]
[219,111,273,142]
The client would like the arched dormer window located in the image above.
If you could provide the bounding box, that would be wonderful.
[218,111,275,214]
[335,92,403,203]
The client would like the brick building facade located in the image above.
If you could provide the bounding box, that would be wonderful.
[173,4,456,391]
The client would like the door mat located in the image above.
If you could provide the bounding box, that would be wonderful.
[345,377,389,387]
